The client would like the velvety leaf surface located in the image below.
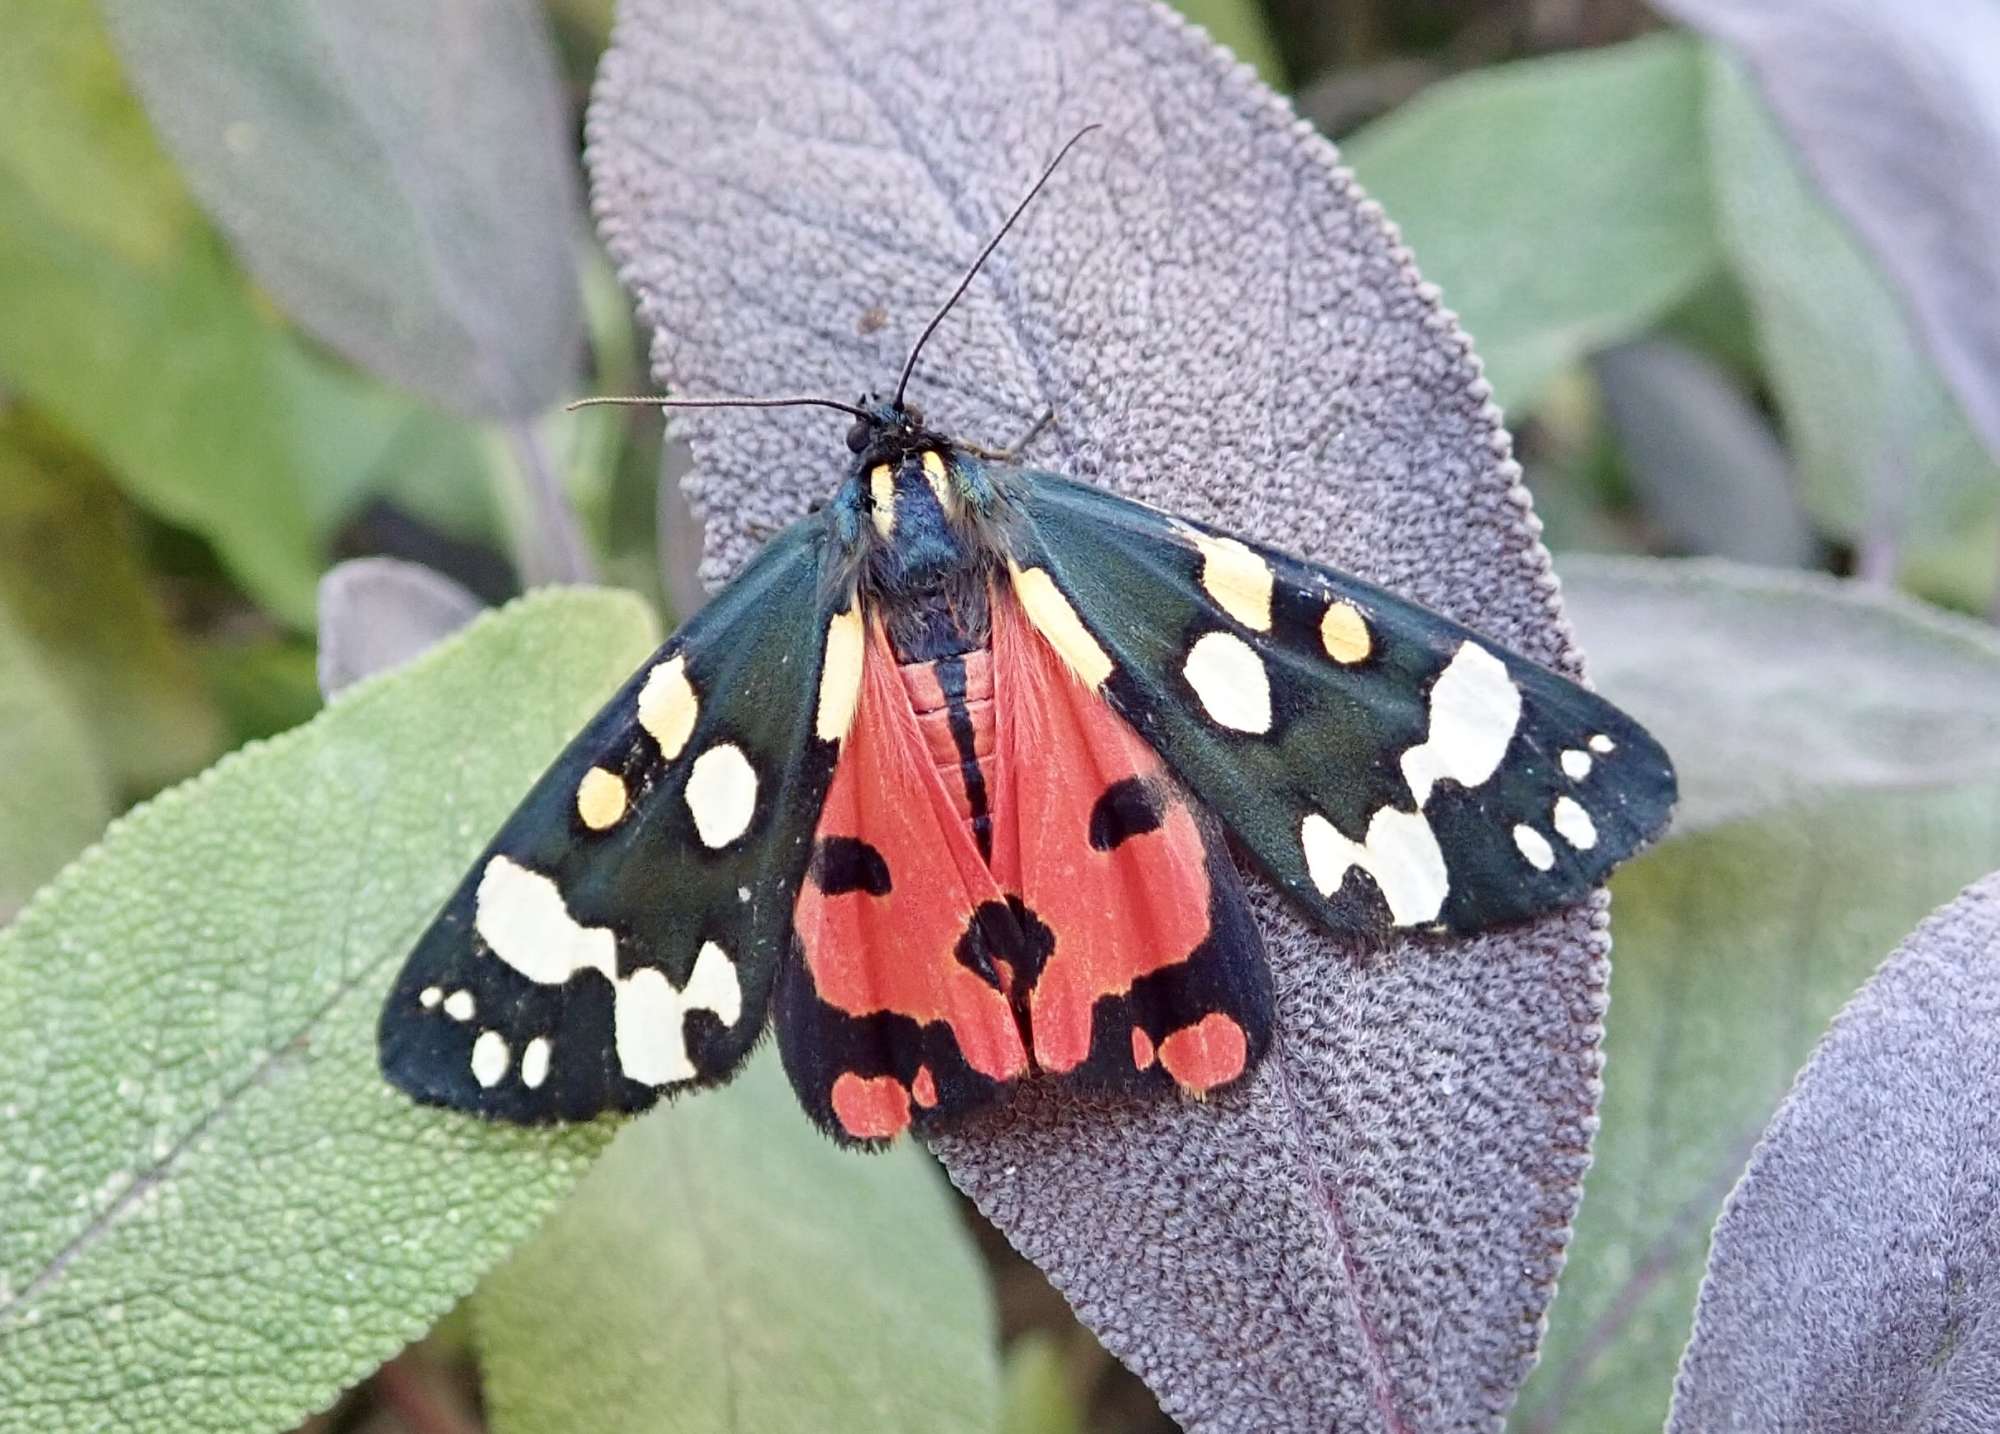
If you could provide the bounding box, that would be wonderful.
[1343,35,1718,413]
[1659,0,2000,469]
[0,0,455,626]
[0,607,110,925]
[475,1051,999,1434]
[317,557,487,698]
[1702,50,2000,609]
[1667,871,2000,1432]
[1513,562,2000,1433]
[1589,339,1816,569]
[101,0,584,420]
[589,2,1614,1427]
[1560,557,2000,834]
[0,590,657,1432]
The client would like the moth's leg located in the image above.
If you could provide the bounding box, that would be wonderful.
[957,408,1056,464]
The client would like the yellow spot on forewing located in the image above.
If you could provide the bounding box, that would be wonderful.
[1320,601,1372,664]
[637,655,698,761]
[1191,532,1274,632]
[870,464,896,538]
[576,767,628,830]
[1183,630,1272,733]
[1008,561,1113,689]
[816,603,865,742]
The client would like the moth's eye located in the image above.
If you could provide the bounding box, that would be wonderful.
[901,403,925,429]
[845,420,871,454]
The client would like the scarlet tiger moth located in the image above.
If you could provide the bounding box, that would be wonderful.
[378,128,1674,1146]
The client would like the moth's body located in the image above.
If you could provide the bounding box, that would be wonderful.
[379,137,1675,1147]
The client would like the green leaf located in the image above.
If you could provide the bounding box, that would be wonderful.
[0,0,488,626]
[1343,34,1720,413]
[1512,559,2000,1433]
[0,588,658,1433]
[999,1333,1085,1434]
[0,421,225,795]
[0,607,111,923]
[197,635,323,746]
[1561,557,2000,834]
[475,1052,1000,1434]
[1703,49,2000,611]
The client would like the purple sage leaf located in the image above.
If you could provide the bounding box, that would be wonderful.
[1668,870,2000,1431]
[100,0,583,420]
[587,2,1609,1428]
[1655,0,2000,469]
[317,557,485,698]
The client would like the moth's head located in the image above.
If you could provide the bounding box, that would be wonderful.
[843,393,939,471]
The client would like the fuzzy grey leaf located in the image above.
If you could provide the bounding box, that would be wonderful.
[1656,0,2000,467]
[588,3,1605,1429]
[316,557,485,698]
[100,0,582,419]
[1668,871,2000,1432]
[1590,339,1817,568]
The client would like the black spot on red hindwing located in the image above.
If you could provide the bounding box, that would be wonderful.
[809,836,892,896]
[1087,775,1168,851]
[954,896,1054,997]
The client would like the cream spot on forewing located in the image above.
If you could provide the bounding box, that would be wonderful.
[1183,631,1273,734]
[921,450,953,510]
[1553,796,1598,850]
[1321,601,1372,664]
[1189,532,1274,632]
[475,855,618,986]
[611,942,743,1086]
[471,1031,509,1088]
[1301,808,1450,927]
[1008,561,1113,689]
[521,1037,551,1090]
[637,655,698,761]
[443,990,475,1022]
[418,986,442,1009]
[1589,733,1616,755]
[576,766,628,830]
[870,463,896,538]
[1514,824,1556,871]
[1561,749,1593,781]
[815,603,865,743]
[685,744,758,848]
[1400,642,1522,807]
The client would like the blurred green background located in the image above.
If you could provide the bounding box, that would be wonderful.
[2,1,1995,1432]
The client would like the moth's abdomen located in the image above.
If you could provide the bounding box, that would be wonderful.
[899,648,996,860]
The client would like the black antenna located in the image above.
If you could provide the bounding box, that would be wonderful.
[565,393,871,420]
[892,123,1102,408]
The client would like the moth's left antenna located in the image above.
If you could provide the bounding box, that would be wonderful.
[892,124,1102,408]
[564,394,871,420]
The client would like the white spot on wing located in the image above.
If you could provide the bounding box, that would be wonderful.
[1183,630,1272,734]
[475,855,618,986]
[521,1037,551,1090]
[1514,824,1556,871]
[1561,749,1593,781]
[685,744,758,848]
[1008,561,1113,688]
[815,603,864,743]
[471,1031,509,1088]
[1301,808,1449,927]
[418,986,442,1009]
[443,990,475,1022]
[1400,642,1522,807]
[637,655,698,760]
[1589,733,1616,754]
[612,941,743,1086]
[1553,796,1598,850]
